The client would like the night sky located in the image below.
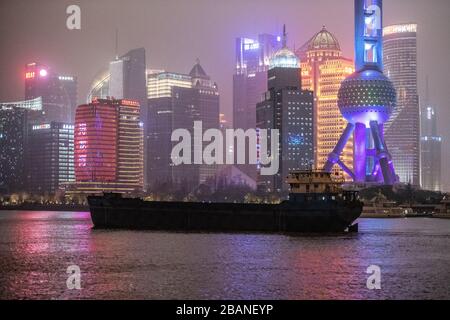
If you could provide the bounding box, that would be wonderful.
[0,0,449,191]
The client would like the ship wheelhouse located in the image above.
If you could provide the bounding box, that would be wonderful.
[287,170,358,203]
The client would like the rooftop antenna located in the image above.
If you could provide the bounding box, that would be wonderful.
[115,28,119,60]
[282,24,287,48]
[425,75,430,105]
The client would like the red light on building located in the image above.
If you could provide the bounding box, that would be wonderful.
[120,99,140,107]
[74,103,118,182]
[25,72,35,79]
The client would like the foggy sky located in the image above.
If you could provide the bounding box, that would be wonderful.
[0,0,449,191]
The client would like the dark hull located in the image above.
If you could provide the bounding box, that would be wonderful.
[88,195,362,234]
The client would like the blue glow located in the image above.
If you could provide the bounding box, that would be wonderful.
[288,134,305,146]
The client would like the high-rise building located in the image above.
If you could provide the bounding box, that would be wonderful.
[147,61,220,189]
[71,99,144,195]
[25,62,77,123]
[421,101,442,191]
[233,34,282,130]
[233,34,282,180]
[26,122,75,195]
[383,24,420,185]
[296,26,355,178]
[88,48,148,187]
[297,26,355,179]
[256,26,314,193]
[0,98,42,193]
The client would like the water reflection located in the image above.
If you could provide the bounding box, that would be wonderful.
[0,211,449,299]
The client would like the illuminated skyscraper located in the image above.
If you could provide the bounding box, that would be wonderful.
[256,26,314,193]
[297,27,355,179]
[420,85,442,191]
[72,99,143,195]
[147,61,220,189]
[383,24,420,186]
[325,0,398,185]
[25,62,77,123]
[233,34,282,180]
[26,122,75,195]
[0,98,42,193]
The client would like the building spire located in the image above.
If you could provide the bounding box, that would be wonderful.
[115,28,119,60]
[282,24,287,48]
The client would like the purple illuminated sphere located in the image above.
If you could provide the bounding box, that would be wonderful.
[338,67,396,125]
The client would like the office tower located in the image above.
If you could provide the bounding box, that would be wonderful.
[72,99,144,195]
[325,0,398,185]
[26,123,75,195]
[383,24,420,185]
[88,48,148,187]
[0,98,42,193]
[420,87,442,191]
[147,61,220,189]
[233,34,282,180]
[297,26,355,179]
[256,26,314,193]
[25,62,77,123]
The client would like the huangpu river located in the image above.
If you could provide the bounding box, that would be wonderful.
[0,210,449,300]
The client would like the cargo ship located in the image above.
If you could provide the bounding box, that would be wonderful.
[88,170,363,233]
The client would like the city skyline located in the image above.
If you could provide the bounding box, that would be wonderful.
[0,0,448,190]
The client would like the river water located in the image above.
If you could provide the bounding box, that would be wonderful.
[0,210,449,300]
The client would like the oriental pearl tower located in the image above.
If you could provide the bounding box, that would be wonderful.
[324,0,398,185]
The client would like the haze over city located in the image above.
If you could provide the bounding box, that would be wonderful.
[0,0,449,190]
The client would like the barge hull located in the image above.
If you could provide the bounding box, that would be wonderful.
[88,197,362,233]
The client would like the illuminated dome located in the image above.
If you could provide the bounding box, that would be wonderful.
[269,47,300,69]
[269,24,300,70]
[338,67,397,125]
[308,26,341,51]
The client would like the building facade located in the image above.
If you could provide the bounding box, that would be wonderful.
[147,61,220,190]
[256,28,314,193]
[297,27,354,179]
[26,123,75,195]
[72,99,143,195]
[25,62,77,123]
[421,105,442,191]
[0,98,43,193]
[233,34,282,180]
[383,24,420,185]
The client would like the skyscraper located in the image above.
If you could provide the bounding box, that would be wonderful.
[26,122,75,195]
[71,99,144,195]
[233,34,282,180]
[297,27,355,179]
[89,48,148,187]
[25,62,77,123]
[0,98,42,193]
[147,61,220,190]
[421,98,442,191]
[256,26,314,193]
[383,24,420,186]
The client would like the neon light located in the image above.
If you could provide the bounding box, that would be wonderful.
[32,124,51,130]
[25,72,35,79]
[383,24,417,36]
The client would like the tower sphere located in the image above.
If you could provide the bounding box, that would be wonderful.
[338,67,396,125]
